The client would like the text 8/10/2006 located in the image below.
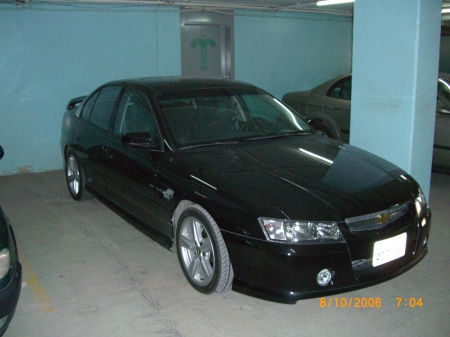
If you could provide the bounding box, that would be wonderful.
[320,297,382,308]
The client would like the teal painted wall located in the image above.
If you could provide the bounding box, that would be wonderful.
[351,0,441,199]
[0,5,352,175]
[0,4,181,175]
[234,11,353,99]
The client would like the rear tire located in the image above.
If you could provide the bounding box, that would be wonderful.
[176,203,233,294]
[65,152,92,201]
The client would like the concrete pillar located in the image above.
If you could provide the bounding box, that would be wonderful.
[351,0,442,198]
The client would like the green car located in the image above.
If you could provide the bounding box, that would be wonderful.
[283,74,450,171]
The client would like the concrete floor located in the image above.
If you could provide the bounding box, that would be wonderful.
[0,169,449,337]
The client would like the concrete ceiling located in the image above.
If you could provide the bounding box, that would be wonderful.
[166,0,354,15]
[4,0,352,15]
[5,0,450,20]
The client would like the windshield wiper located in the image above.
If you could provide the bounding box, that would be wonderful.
[179,141,238,150]
[243,131,308,142]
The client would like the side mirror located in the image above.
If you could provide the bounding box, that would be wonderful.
[122,132,156,149]
[0,145,3,160]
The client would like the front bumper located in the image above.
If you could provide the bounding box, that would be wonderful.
[224,210,431,304]
[0,260,22,336]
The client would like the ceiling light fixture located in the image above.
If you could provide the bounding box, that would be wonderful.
[443,8,450,14]
[317,0,355,6]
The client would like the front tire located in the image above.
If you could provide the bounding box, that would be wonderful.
[65,152,92,201]
[176,204,233,294]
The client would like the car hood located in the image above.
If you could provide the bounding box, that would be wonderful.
[170,135,415,222]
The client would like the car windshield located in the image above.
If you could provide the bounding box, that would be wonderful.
[156,87,312,148]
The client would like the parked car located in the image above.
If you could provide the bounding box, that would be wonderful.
[60,77,431,303]
[0,146,22,336]
[282,73,450,171]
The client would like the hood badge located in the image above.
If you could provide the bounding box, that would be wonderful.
[346,203,408,232]
[375,213,395,225]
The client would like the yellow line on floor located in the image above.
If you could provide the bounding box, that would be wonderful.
[19,250,57,313]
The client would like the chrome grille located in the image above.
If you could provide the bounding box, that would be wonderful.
[345,203,408,232]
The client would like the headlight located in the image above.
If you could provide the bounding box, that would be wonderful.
[0,247,11,279]
[415,187,427,218]
[259,218,344,243]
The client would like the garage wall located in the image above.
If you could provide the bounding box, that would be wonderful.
[0,5,352,176]
[234,11,353,99]
[0,4,181,175]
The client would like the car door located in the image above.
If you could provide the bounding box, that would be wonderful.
[102,87,166,234]
[74,85,122,193]
[322,76,352,137]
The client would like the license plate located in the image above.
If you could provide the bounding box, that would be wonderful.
[372,232,407,267]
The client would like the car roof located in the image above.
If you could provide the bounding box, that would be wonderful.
[103,77,257,94]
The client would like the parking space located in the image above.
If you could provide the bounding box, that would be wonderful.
[1,170,449,337]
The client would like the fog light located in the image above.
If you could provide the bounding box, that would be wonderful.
[423,235,428,247]
[317,268,335,287]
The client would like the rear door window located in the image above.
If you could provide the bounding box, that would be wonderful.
[80,90,100,121]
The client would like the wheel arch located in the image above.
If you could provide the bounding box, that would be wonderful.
[62,145,71,169]
[306,111,342,141]
[171,199,223,247]
[171,199,195,250]
[172,199,235,294]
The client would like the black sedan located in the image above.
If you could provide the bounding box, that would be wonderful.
[0,146,22,336]
[60,78,431,303]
